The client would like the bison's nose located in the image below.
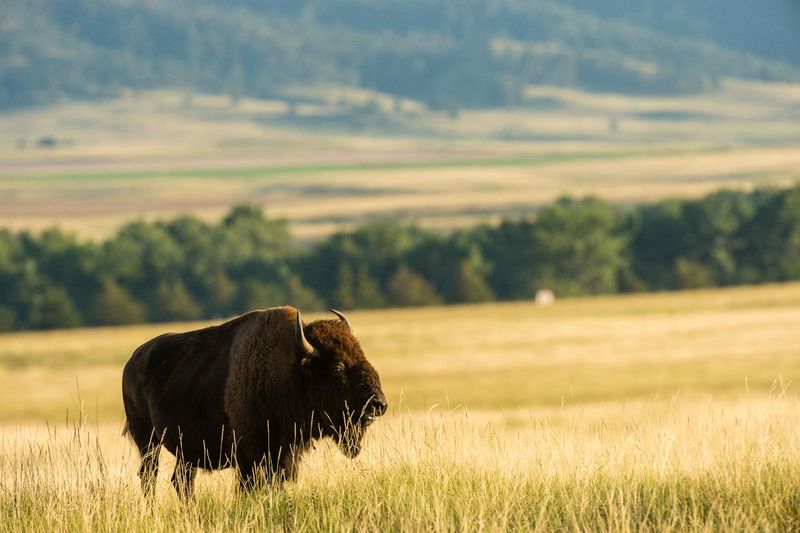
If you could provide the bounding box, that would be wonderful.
[370,397,388,416]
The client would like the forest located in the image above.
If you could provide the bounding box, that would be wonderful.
[3,0,799,111]
[1,184,799,331]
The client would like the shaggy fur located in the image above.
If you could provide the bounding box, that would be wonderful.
[121,306,386,498]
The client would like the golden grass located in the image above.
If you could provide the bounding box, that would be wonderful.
[4,80,800,528]
[1,283,799,421]
[2,283,800,530]
[2,396,799,531]
[523,78,800,118]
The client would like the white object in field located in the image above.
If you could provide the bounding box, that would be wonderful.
[535,289,555,306]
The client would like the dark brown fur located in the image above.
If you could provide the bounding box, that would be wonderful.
[121,306,387,498]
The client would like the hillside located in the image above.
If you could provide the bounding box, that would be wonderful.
[560,0,800,68]
[2,0,799,111]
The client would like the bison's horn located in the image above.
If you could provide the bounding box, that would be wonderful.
[329,309,352,331]
[295,309,315,356]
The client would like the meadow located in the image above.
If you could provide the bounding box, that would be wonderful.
[3,79,800,241]
[2,283,799,531]
[2,77,800,530]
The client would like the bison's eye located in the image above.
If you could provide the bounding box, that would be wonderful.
[332,363,345,375]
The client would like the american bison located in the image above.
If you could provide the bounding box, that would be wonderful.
[121,307,387,498]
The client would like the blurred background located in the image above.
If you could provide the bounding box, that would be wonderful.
[1,0,800,422]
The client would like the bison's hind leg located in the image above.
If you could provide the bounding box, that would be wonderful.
[127,418,162,497]
[172,454,197,501]
[138,443,161,497]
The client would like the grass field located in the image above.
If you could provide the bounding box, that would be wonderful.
[2,79,800,241]
[2,283,799,531]
[3,78,800,530]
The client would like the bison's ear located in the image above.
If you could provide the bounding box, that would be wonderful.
[295,308,318,366]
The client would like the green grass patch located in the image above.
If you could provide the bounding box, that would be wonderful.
[16,146,720,183]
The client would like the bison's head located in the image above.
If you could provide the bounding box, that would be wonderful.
[295,308,387,458]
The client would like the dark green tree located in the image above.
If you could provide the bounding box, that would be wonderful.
[452,259,495,303]
[680,190,755,285]
[217,205,291,265]
[165,216,237,315]
[353,266,387,309]
[32,284,82,329]
[529,197,627,296]
[673,257,716,289]
[483,217,542,300]
[100,221,186,305]
[18,228,100,318]
[627,199,689,290]
[284,274,325,311]
[407,231,494,303]
[737,185,800,282]
[331,262,356,310]
[235,279,285,311]
[150,280,202,322]
[300,220,425,307]
[0,306,16,332]
[87,279,147,326]
[387,265,442,307]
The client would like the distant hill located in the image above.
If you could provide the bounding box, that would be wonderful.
[2,0,799,111]
[559,0,800,68]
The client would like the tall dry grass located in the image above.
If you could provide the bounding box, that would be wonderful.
[2,284,800,530]
[2,396,799,532]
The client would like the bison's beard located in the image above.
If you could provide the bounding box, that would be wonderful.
[325,403,379,458]
[335,419,366,458]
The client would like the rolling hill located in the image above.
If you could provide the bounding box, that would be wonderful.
[560,0,800,68]
[2,0,799,111]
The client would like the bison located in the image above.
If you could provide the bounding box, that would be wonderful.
[121,307,387,498]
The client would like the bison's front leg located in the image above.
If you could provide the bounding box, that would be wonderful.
[236,444,300,489]
[276,439,311,482]
[235,440,274,491]
[234,424,294,490]
[236,459,267,490]
[278,454,299,482]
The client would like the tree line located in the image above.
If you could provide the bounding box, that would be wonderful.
[1,185,799,331]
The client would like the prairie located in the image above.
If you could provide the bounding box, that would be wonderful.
[3,79,800,529]
[2,79,800,241]
[1,283,799,531]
